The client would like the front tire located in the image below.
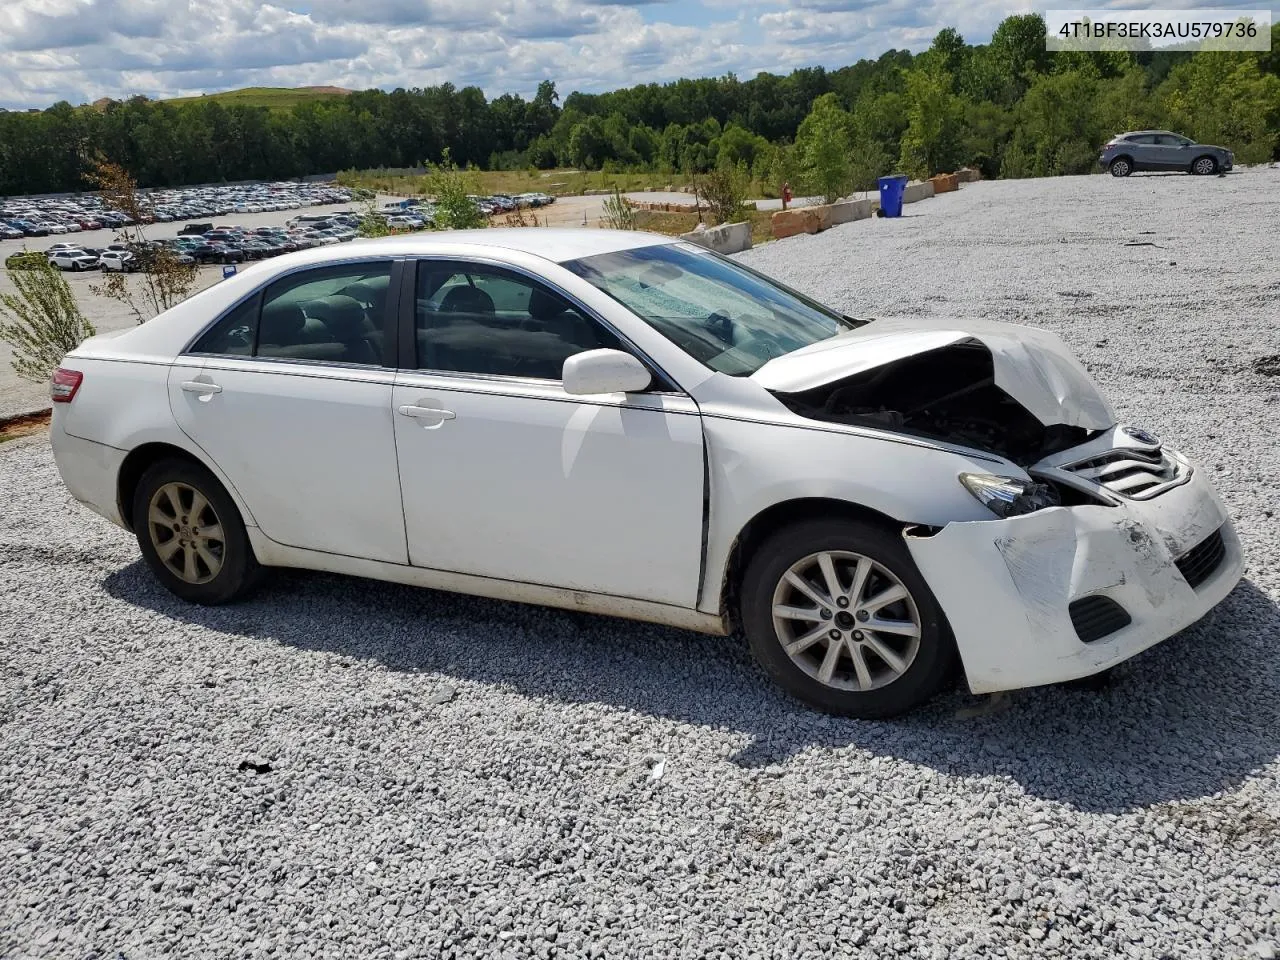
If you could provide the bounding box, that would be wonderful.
[1109,157,1132,177]
[740,518,956,718]
[1191,156,1217,175]
[132,458,260,604]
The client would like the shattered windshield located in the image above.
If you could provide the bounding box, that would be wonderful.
[563,242,855,376]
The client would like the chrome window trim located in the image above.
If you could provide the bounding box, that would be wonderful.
[192,354,402,386]
[394,365,686,397]
[392,370,700,415]
[407,255,688,396]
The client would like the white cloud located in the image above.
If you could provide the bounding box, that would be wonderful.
[0,0,1155,110]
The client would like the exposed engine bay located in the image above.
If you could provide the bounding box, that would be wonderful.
[771,341,1095,465]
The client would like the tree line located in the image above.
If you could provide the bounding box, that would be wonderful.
[1,14,1276,199]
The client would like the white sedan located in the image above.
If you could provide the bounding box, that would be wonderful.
[49,230,1243,716]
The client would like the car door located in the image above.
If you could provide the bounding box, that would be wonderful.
[1122,134,1153,169]
[1146,134,1186,170]
[391,259,706,608]
[170,258,409,564]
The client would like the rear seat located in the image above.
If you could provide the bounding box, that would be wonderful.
[257,296,383,365]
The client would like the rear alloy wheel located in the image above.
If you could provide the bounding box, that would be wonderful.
[741,518,955,718]
[1191,156,1217,176]
[133,458,260,604]
[1109,158,1132,177]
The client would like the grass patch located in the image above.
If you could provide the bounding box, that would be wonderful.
[339,168,778,201]
[163,87,351,110]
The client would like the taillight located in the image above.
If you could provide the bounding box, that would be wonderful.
[51,367,83,403]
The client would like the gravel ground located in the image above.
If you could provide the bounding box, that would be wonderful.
[3,170,1280,959]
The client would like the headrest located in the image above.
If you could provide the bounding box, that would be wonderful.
[528,285,567,322]
[305,295,367,338]
[343,275,390,309]
[439,285,495,316]
[260,302,305,342]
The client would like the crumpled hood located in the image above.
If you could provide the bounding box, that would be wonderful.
[750,317,1116,431]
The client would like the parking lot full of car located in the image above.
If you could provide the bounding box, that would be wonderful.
[2,181,557,272]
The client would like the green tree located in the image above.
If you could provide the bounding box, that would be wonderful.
[1159,53,1280,163]
[1015,70,1101,175]
[924,28,968,81]
[568,116,611,169]
[989,14,1051,101]
[796,93,855,202]
[849,138,891,195]
[898,68,964,178]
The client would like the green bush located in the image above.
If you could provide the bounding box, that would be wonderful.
[0,261,96,383]
[426,150,487,230]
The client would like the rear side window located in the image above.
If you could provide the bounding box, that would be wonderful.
[190,295,258,356]
[188,261,393,365]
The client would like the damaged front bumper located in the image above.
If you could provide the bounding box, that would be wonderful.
[905,460,1243,694]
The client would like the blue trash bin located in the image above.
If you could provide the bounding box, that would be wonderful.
[877,175,909,218]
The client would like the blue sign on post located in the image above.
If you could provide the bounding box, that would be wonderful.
[221,264,237,280]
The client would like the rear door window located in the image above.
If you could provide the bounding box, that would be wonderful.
[189,261,393,365]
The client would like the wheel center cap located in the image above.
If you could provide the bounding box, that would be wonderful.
[835,611,856,629]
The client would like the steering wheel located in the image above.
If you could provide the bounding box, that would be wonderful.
[705,310,735,345]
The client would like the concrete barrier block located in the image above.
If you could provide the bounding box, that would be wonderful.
[828,198,873,225]
[903,180,935,204]
[771,208,822,239]
[680,221,752,255]
[956,167,981,183]
[930,173,959,194]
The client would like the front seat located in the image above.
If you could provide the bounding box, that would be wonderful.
[439,285,496,318]
[527,286,599,351]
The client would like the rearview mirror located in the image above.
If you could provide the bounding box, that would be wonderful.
[562,349,652,395]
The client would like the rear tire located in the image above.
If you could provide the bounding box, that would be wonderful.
[1109,157,1132,177]
[132,458,261,605]
[740,517,956,718]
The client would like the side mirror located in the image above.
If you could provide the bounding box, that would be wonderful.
[562,348,652,395]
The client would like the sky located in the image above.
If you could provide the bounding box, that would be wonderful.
[0,0,1270,110]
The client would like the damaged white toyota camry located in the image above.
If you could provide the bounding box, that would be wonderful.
[50,230,1243,717]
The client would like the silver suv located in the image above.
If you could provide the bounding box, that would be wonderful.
[1099,131,1234,177]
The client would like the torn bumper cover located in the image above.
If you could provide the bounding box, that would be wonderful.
[905,462,1243,694]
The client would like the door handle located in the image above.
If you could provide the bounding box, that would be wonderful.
[398,404,456,425]
[181,380,222,397]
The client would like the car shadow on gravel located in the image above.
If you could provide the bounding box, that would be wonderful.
[104,563,1279,814]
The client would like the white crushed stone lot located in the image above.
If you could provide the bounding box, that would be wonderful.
[3,169,1280,959]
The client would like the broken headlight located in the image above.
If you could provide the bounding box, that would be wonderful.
[959,473,1061,519]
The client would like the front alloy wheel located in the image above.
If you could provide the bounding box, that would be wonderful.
[1192,157,1216,175]
[771,550,922,692]
[741,518,955,717]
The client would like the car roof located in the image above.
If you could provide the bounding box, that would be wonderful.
[1120,130,1179,137]
[317,228,676,265]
